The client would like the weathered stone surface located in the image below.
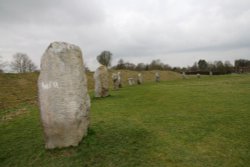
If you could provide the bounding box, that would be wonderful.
[94,65,109,97]
[137,73,143,84]
[38,42,90,149]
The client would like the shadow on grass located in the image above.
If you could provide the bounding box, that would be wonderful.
[46,123,154,167]
[91,94,126,101]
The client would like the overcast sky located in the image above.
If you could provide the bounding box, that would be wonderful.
[0,0,249,70]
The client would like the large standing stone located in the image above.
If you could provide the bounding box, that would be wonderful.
[94,65,109,97]
[38,42,90,149]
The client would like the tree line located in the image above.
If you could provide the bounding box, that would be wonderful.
[0,53,37,73]
[112,58,250,74]
[112,59,171,71]
[0,50,249,74]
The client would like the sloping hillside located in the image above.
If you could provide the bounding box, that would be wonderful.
[87,70,181,89]
[0,70,180,110]
[0,73,38,110]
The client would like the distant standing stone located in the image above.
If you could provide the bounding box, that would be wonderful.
[137,73,143,84]
[117,71,122,88]
[128,77,135,85]
[209,71,213,76]
[197,73,201,78]
[38,42,90,149]
[112,72,119,90]
[182,72,187,79]
[94,65,109,97]
[155,72,160,82]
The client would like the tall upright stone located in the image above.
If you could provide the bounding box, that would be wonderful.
[112,71,122,89]
[155,72,160,82]
[197,73,201,78]
[112,72,119,90]
[137,73,143,84]
[182,72,187,79]
[209,71,213,76]
[38,42,90,149]
[117,71,122,88]
[94,65,109,97]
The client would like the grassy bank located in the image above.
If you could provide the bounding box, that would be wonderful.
[0,70,180,110]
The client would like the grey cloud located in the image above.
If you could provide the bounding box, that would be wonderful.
[0,0,249,70]
[0,0,105,25]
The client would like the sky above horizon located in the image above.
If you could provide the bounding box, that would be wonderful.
[0,0,250,70]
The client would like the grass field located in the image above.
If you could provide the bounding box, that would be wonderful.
[0,73,250,167]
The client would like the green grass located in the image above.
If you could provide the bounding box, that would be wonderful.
[1,74,250,166]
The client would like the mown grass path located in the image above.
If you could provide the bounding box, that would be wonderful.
[1,74,250,167]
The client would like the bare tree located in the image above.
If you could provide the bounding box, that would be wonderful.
[97,51,112,67]
[116,59,125,69]
[124,62,136,70]
[0,56,8,73]
[149,59,164,70]
[135,63,146,71]
[0,56,7,73]
[198,59,208,71]
[11,53,37,73]
[84,63,91,72]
